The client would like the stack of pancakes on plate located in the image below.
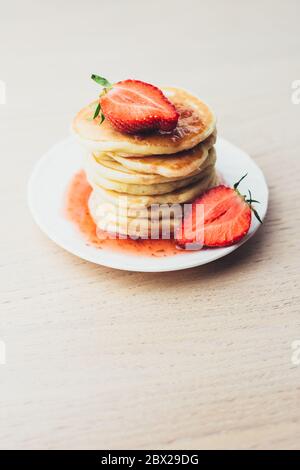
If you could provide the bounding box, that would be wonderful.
[72,87,217,238]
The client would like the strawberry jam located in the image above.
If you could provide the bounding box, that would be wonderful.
[65,171,181,257]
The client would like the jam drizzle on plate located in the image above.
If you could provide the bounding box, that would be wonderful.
[65,171,181,257]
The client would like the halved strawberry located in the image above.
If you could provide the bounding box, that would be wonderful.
[91,75,179,134]
[176,174,262,249]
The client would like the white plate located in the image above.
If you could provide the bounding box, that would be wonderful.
[28,137,268,272]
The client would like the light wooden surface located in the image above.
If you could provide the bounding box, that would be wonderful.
[1,0,300,450]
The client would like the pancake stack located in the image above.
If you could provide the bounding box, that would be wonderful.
[72,87,218,238]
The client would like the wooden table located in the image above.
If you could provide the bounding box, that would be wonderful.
[1,0,299,450]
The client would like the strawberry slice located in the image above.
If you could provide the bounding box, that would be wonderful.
[176,174,262,249]
[91,75,179,134]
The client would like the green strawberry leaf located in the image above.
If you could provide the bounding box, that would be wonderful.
[93,102,101,119]
[246,189,260,204]
[251,206,263,224]
[99,113,105,125]
[234,173,248,190]
[91,74,112,88]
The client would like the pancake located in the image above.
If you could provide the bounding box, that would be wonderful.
[86,152,204,185]
[91,166,218,208]
[88,172,219,238]
[72,87,216,156]
[92,217,178,239]
[89,194,179,238]
[95,219,178,238]
[106,130,216,178]
[88,190,186,220]
[86,168,210,196]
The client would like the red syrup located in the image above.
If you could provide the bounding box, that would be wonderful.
[65,171,182,257]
